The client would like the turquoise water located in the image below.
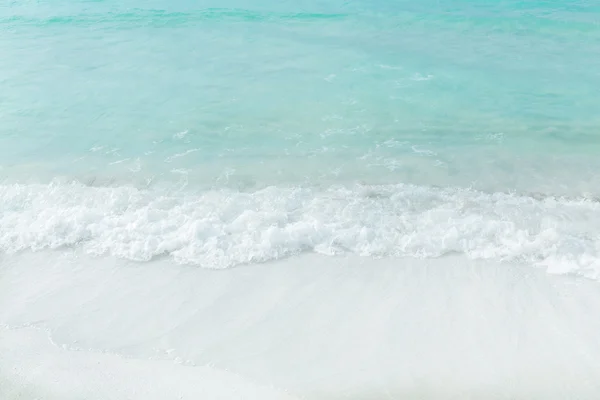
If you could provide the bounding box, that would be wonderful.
[2,0,600,275]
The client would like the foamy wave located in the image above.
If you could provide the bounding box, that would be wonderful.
[1,182,600,277]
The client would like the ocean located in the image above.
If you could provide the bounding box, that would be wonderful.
[2,0,600,399]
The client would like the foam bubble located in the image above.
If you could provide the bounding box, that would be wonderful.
[1,181,600,277]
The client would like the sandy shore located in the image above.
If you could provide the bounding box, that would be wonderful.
[2,252,600,399]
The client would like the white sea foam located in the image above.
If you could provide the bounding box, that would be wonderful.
[1,181,600,278]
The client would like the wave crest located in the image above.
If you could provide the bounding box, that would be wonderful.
[1,182,600,278]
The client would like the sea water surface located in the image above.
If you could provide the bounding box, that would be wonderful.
[2,0,600,399]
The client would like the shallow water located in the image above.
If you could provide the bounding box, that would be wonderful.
[2,0,600,275]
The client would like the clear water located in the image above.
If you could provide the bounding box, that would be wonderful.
[1,0,600,276]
